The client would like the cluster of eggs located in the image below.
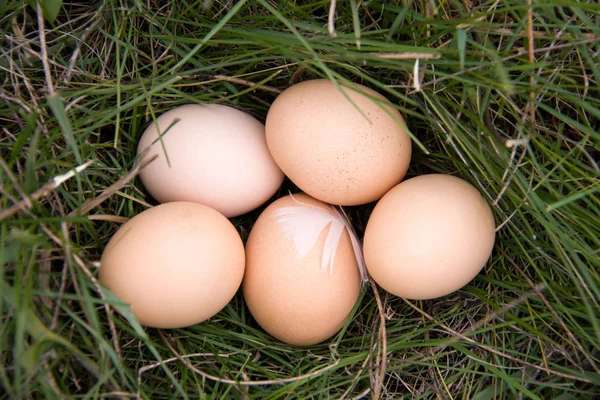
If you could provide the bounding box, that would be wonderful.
[99,79,496,346]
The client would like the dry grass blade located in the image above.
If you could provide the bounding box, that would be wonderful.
[399,286,595,384]
[328,0,337,37]
[101,392,138,399]
[36,1,54,96]
[368,52,440,60]
[64,19,102,84]
[411,37,600,92]
[507,253,600,376]
[526,0,536,127]
[87,214,130,224]
[187,73,282,94]
[0,156,33,209]
[368,278,387,400]
[159,331,341,387]
[489,28,595,39]
[69,151,157,217]
[0,160,94,222]
[8,203,122,362]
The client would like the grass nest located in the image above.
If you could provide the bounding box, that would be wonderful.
[1,1,599,399]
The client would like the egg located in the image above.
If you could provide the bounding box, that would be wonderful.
[265,79,412,206]
[137,104,284,218]
[243,193,365,346]
[363,174,496,300]
[99,202,245,328]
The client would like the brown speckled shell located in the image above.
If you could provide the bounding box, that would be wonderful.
[265,80,412,206]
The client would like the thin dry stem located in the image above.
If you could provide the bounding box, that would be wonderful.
[159,331,341,387]
[368,52,440,60]
[489,28,595,39]
[248,93,271,108]
[328,0,337,37]
[508,254,600,375]
[44,364,71,399]
[137,350,243,396]
[37,2,55,96]
[407,37,600,92]
[290,65,308,84]
[87,214,130,224]
[114,191,153,209]
[0,156,32,209]
[72,250,121,359]
[0,88,33,113]
[413,59,422,92]
[51,262,69,330]
[398,285,595,383]
[526,0,536,127]
[186,73,282,94]
[368,278,387,400]
[0,160,94,222]
[493,145,528,206]
[352,388,371,400]
[15,204,123,362]
[69,151,157,217]
[338,350,372,399]
[64,19,102,84]
[100,392,138,399]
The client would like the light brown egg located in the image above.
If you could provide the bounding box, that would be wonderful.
[265,79,411,206]
[243,194,364,346]
[363,174,496,300]
[99,202,245,328]
[137,104,284,218]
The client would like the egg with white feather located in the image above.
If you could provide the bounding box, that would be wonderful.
[242,193,365,346]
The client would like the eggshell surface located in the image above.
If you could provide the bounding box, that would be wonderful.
[137,104,284,217]
[243,194,362,346]
[265,79,411,206]
[363,174,496,300]
[99,202,245,328]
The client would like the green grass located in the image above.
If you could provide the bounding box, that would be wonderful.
[1,0,599,398]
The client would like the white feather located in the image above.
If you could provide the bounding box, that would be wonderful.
[332,206,368,282]
[274,194,368,282]
[322,221,345,274]
[274,206,336,263]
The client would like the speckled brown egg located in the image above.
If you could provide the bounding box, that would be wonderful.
[243,194,363,346]
[363,174,496,300]
[99,202,245,328]
[265,79,412,206]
